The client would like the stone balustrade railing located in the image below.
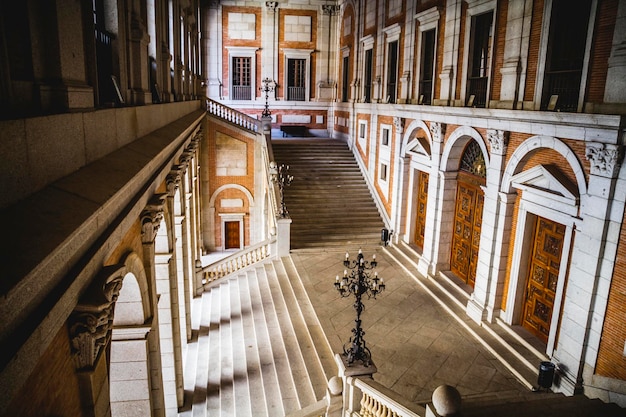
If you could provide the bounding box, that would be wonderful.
[198,239,274,289]
[352,377,426,417]
[205,97,261,132]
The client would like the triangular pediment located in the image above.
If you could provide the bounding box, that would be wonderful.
[511,165,578,204]
[405,137,431,157]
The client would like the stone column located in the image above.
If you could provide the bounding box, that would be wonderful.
[128,1,152,104]
[498,0,532,109]
[182,8,191,100]
[604,0,626,103]
[178,154,194,342]
[68,265,125,417]
[467,129,508,324]
[436,0,462,106]
[391,117,409,243]
[204,1,220,99]
[552,142,623,395]
[140,196,168,417]
[418,122,445,277]
[31,0,94,111]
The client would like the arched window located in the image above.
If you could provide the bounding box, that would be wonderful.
[459,141,487,178]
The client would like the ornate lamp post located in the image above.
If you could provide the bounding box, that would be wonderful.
[270,162,293,218]
[260,77,275,117]
[334,249,385,366]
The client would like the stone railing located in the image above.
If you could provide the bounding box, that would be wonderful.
[205,97,261,132]
[198,239,274,289]
[345,377,426,417]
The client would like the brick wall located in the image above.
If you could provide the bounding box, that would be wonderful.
[2,326,82,417]
[524,0,544,102]
[586,0,617,103]
[490,0,509,101]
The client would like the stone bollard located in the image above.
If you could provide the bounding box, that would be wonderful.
[426,385,462,417]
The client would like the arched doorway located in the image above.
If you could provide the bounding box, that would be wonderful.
[450,141,486,287]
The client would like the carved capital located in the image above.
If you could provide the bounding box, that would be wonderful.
[586,142,622,178]
[166,169,182,197]
[68,265,125,371]
[487,129,509,155]
[322,5,340,15]
[393,117,404,135]
[429,122,446,143]
[266,1,278,12]
[141,194,167,243]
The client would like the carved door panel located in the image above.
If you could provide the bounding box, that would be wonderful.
[414,171,429,250]
[225,221,240,249]
[522,217,565,343]
[450,179,484,287]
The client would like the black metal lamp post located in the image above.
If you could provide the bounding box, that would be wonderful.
[271,163,293,218]
[260,77,275,117]
[334,249,385,366]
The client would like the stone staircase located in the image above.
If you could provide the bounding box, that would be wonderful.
[272,139,385,249]
[180,257,333,417]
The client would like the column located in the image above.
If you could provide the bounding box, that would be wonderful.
[31,0,94,111]
[466,129,508,323]
[158,0,172,102]
[552,142,623,395]
[391,117,409,242]
[204,1,220,98]
[604,0,626,103]
[128,0,152,104]
[499,0,532,109]
[436,0,462,106]
[141,196,168,417]
[418,122,445,277]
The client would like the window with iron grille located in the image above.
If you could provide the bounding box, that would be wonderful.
[467,11,493,108]
[363,49,373,103]
[342,56,349,102]
[287,58,306,101]
[540,0,591,112]
[419,29,436,105]
[386,41,398,103]
[232,57,251,100]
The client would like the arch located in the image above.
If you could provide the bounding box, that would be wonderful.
[208,184,255,208]
[501,135,587,196]
[401,119,432,158]
[441,125,490,174]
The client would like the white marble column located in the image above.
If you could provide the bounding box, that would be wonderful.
[436,0,462,106]
[466,129,508,323]
[391,117,409,242]
[204,2,221,99]
[552,142,623,395]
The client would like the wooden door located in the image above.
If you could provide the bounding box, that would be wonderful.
[522,217,565,343]
[450,177,484,287]
[414,171,429,250]
[224,221,240,249]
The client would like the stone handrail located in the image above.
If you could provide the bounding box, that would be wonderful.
[205,97,261,132]
[198,239,274,289]
[348,377,426,417]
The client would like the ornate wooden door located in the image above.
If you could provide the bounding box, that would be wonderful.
[450,176,484,287]
[225,221,240,249]
[414,171,429,250]
[522,217,565,343]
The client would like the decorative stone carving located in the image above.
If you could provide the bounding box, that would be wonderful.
[429,122,446,143]
[393,117,404,134]
[167,169,182,196]
[266,1,278,12]
[487,129,509,155]
[141,194,167,243]
[68,265,125,371]
[322,5,340,15]
[586,142,622,178]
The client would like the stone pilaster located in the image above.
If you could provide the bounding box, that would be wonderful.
[435,0,462,106]
[391,117,407,242]
[128,6,152,104]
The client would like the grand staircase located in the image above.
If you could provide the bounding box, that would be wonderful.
[272,139,385,249]
[180,257,333,417]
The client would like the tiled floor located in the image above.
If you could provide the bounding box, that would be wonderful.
[289,246,529,404]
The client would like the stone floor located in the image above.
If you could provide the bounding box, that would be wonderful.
[289,246,530,404]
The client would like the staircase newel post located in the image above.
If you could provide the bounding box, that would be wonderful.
[276,216,292,257]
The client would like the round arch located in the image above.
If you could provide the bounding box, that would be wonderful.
[401,119,433,158]
[208,184,255,208]
[441,125,490,175]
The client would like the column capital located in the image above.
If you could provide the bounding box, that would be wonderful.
[430,122,446,143]
[322,5,341,15]
[68,265,125,371]
[487,129,509,155]
[141,194,167,243]
[393,116,404,135]
[585,142,622,178]
[265,1,279,12]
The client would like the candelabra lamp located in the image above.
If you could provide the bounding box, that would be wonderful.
[271,163,293,218]
[334,249,385,366]
[260,77,275,117]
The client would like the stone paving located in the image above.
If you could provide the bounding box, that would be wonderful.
[290,246,529,404]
